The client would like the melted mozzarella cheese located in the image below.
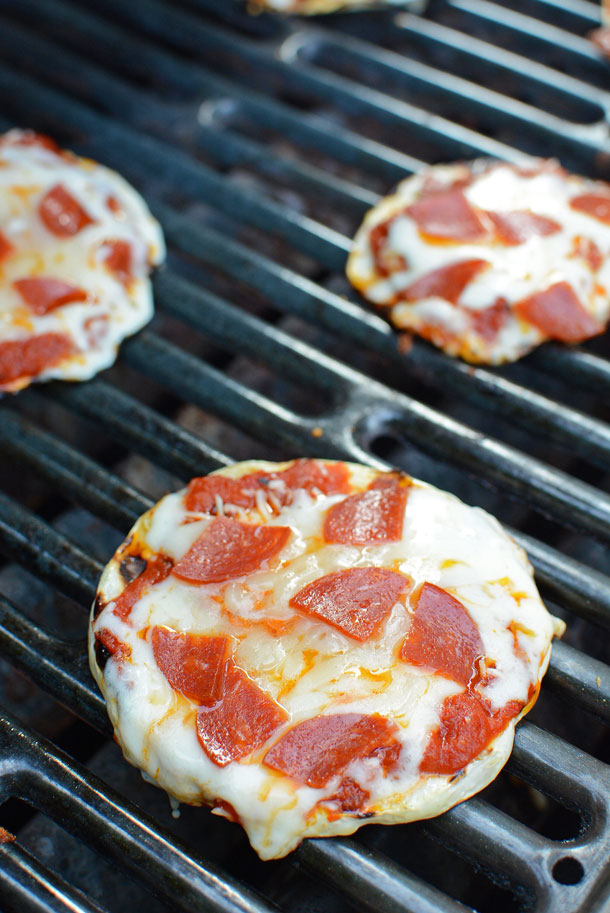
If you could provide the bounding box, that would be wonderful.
[90,460,563,859]
[0,130,164,391]
[347,159,610,363]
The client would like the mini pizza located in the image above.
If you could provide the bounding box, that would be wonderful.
[0,129,164,392]
[347,159,610,363]
[89,458,563,860]
[252,0,406,14]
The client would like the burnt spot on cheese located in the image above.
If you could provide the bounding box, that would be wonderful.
[119,554,148,585]
[94,638,112,672]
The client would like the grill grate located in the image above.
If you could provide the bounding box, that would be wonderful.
[0,1,609,911]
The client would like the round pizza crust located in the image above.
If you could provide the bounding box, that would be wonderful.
[347,159,610,363]
[90,459,563,859]
[0,129,164,392]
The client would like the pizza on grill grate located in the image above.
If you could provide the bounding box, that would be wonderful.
[0,129,164,392]
[252,0,408,14]
[347,159,610,363]
[90,459,563,859]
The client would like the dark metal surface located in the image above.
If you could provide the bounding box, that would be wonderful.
[0,1,609,912]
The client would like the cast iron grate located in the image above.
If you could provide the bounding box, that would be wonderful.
[0,1,609,911]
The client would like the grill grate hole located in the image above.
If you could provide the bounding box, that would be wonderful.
[552,856,585,885]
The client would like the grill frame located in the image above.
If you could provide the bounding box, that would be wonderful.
[0,1,609,911]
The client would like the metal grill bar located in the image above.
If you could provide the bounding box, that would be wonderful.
[393,11,610,113]
[48,381,229,480]
[0,839,107,913]
[0,494,100,605]
[0,594,107,732]
[0,410,150,532]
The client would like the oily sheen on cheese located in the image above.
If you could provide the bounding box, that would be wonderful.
[347,159,610,363]
[0,130,164,392]
[89,459,563,859]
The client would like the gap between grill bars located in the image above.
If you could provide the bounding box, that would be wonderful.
[0,1,609,912]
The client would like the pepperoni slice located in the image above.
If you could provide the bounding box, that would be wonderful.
[102,240,133,286]
[570,193,610,225]
[151,627,231,705]
[0,333,73,386]
[323,475,409,546]
[13,278,87,315]
[486,210,560,245]
[185,461,351,515]
[400,259,489,305]
[39,183,94,237]
[323,777,370,817]
[0,231,14,263]
[420,690,523,776]
[406,189,489,242]
[264,713,401,787]
[196,663,287,767]
[400,583,484,686]
[274,459,351,501]
[172,517,290,585]
[94,628,131,671]
[112,553,173,621]
[514,281,602,342]
[470,297,510,342]
[185,475,259,514]
[290,567,407,642]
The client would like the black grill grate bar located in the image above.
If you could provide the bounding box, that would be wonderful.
[0,714,281,913]
[0,493,101,605]
[509,723,610,819]
[124,277,610,548]
[0,0,423,185]
[194,121,379,212]
[288,28,607,152]
[47,381,230,481]
[544,641,610,725]
[0,409,151,532]
[449,0,601,59]
[394,11,610,112]
[0,839,107,913]
[297,839,472,913]
[57,0,525,164]
[0,594,108,733]
[529,346,610,392]
[156,206,610,471]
